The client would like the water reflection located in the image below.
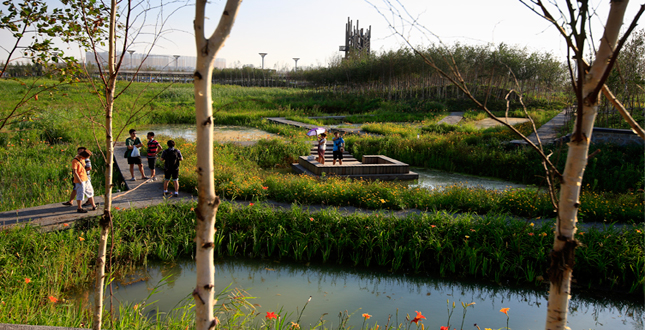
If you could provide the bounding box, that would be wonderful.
[85,258,643,330]
[140,124,279,142]
[411,167,527,191]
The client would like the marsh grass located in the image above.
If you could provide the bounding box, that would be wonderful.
[0,136,109,212]
[0,202,641,328]
[346,128,644,193]
[166,138,642,223]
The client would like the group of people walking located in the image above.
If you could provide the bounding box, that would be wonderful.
[62,128,184,212]
[124,129,183,197]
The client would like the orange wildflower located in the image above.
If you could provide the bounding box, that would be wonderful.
[48,296,58,303]
[362,313,372,319]
[500,307,509,315]
[25,278,31,284]
[266,311,278,319]
[410,311,425,324]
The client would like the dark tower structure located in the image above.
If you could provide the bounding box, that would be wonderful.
[340,17,371,58]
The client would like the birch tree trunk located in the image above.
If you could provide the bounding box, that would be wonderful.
[93,0,118,328]
[545,1,629,329]
[193,1,241,329]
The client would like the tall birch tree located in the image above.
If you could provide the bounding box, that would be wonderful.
[192,1,242,329]
[518,1,644,329]
[63,0,184,327]
[374,1,643,329]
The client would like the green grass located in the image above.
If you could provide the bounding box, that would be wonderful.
[0,135,112,212]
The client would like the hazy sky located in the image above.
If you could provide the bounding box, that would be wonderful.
[1,0,643,69]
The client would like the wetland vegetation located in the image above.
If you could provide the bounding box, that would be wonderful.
[0,51,643,328]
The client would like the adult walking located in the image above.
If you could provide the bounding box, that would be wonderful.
[72,150,97,213]
[161,140,183,197]
[125,128,148,181]
[63,146,94,206]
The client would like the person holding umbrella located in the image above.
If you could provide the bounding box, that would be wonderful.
[307,127,327,165]
[317,133,327,164]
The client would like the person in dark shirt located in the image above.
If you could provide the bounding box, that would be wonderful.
[161,140,183,197]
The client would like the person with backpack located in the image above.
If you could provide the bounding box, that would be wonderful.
[161,140,183,197]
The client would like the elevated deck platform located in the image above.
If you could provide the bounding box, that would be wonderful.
[292,142,418,181]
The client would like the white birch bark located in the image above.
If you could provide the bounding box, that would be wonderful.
[193,1,241,329]
[93,0,118,329]
[545,1,628,329]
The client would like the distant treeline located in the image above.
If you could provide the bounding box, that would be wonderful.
[296,43,566,103]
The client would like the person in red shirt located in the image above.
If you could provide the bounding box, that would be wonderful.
[146,132,163,181]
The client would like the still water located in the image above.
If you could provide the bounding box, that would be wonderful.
[88,258,643,330]
[141,124,279,142]
[411,168,527,191]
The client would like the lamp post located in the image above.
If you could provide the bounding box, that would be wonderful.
[292,58,299,71]
[127,50,135,69]
[258,53,267,70]
[173,55,180,70]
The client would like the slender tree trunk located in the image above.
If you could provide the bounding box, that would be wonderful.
[93,0,117,329]
[193,1,241,329]
[545,2,628,329]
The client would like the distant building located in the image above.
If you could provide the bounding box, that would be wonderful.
[85,52,226,71]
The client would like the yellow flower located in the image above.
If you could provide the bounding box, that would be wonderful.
[79,237,85,241]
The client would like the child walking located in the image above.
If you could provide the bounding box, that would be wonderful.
[317,133,327,165]
[146,132,163,181]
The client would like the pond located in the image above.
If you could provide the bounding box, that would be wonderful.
[81,258,643,330]
[411,168,527,191]
[140,124,279,142]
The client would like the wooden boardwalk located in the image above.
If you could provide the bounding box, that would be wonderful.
[510,109,569,146]
[0,145,193,231]
[266,117,366,136]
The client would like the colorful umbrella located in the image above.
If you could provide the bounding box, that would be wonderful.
[306,127,326,136]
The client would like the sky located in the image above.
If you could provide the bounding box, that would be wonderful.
[1,0,643,70]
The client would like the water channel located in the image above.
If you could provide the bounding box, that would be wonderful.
[84,258,643,330]
[115,125,642,328]
[141,124,280,143]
